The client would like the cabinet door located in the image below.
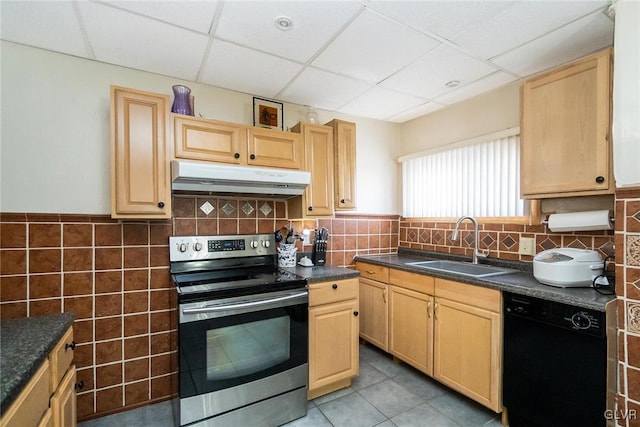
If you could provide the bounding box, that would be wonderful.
[111,86,171,218]
[359,278,388,351]
[521,48,612,198]
[434,298,501,412]
[174,115,244,164]
[51,365,77,427]
[388,285,433,376]
[247,127,303,170]
[327,120,357,210]
[302,124,334,216]
[308,299,359,393]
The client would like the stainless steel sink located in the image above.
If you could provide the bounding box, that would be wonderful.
[405,260,518,278]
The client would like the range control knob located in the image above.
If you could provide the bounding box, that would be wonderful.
[250,240,259,249]
[571,313,591,329]
[194,242,203,252]
[178,243,188,253]
[262,240,271,248]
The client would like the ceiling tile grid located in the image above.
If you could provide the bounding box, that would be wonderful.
[0,0,615,123]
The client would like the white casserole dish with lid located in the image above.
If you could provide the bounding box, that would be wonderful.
[533,248,604,288]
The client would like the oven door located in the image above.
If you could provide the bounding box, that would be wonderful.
[178,288,308,399]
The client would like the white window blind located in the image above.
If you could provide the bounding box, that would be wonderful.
[402,134,524,218]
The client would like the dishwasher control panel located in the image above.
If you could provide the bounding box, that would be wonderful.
[504,292,606,337]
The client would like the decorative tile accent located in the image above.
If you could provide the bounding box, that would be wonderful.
[463,234,474,245]
[598,240,615,257]
[501,235,516,249]
[221,202,235,216]
[432,231,443,245]
[407,229,417,242]
[629,302,640,334]
[482,235,495,246]
[566,239,587,249]
[540,238,557,251]
[259,203,272,217]
[241,202,255,216]
[628,235,640,267]
[199,201,214,216]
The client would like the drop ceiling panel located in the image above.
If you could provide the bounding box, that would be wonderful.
[0,1,90,58]
[491,9,613,77]
[78,1,210,81]
[380,45,499,99]
[434,71,517,105]
[312,8,441,83]
[99,0,220,34]
[387,101,449,123]
[215,1,363,63]
[200,39,304,99]
[278,66,371,110]
[338,87,427,121]
[367,0,516,40]
[452,0,609,60]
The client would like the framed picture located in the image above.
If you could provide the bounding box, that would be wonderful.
[253,97,283,130]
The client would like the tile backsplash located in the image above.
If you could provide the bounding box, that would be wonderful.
[1,192,631,422]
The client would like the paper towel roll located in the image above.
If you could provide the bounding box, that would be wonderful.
[547,210,613,232]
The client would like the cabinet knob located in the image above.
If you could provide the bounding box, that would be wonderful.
[234,152,240,159]
[332,284,338,289]
[65,341,76,351]
[595,176,605,184]
[340,199,346,204]
[250,154,256,160]
[75,381,84,391]
[308,206,313,211]
[158,202,165,208]
[353,311,359,317]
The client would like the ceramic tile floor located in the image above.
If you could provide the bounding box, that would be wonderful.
[79,343,503,427]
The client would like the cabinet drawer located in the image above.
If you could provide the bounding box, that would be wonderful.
[309,278,358,307]
[0,360,50,427]
[49,327,74,393]
[435,279,501,313]
[389,269,434,294]
[355,263,389,283]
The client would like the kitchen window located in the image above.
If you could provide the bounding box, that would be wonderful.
[401,129,527,219]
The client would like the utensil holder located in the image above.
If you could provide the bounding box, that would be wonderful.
[278,244,297,267]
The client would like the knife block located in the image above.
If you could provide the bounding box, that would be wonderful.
[312,244,326,266]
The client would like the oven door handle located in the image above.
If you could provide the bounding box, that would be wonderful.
[182,291,308,314]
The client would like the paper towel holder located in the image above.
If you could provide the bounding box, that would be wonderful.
[541,212,615,225]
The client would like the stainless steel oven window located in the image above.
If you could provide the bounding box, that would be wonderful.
[206,316,290,380]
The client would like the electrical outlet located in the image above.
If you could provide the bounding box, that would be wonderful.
[519,237,536,256]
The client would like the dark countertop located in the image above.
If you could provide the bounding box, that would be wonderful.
[0,313,75,413]
[355,249,615,311]
[281,265,360,282]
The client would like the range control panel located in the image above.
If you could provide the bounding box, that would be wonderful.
[169,234,276,262]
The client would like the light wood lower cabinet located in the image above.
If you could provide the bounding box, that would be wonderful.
[358,277,388,351]
[0,327,76,427]
[434,279,502,412]
[389,285,434,376]
[308,278,359,399]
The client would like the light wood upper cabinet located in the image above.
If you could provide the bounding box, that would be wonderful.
[174,115,303,170]
[173,115,244,164]
[288,122,334,218]
[308,278,359,399]
[247,127,303,169]
[325,119,357,210]
[433,279,502,412]
[520,48,613,199]
[111,86,171,219]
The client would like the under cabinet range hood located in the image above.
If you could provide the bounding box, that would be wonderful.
[171,160,310,197]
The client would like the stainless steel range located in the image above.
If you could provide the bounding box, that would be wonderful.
[170,233,308,427]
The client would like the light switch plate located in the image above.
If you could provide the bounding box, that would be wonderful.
[519,237,536,256]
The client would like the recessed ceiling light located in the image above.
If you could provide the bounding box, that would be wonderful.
[275,16,294,31]
[445,80,460,88]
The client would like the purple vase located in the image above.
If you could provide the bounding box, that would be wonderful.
[171,85,193,115]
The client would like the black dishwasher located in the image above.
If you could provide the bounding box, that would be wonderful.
[503,292,607,427]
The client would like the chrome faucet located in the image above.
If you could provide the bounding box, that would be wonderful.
[451,216,488,264]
